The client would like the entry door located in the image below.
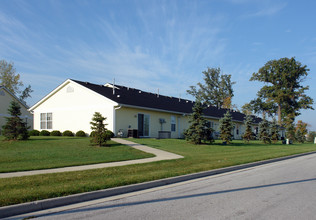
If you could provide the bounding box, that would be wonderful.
[138,113,150,137]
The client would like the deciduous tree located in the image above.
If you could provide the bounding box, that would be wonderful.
[0,60,33,101]
[187,67,235,109]
[250,57,313,127]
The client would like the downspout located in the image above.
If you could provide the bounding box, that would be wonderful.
[113,105,122,135]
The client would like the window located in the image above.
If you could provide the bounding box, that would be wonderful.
[171,116,176,132]
[40,113,52,129]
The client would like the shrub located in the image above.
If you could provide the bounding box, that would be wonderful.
[62,130,74,137]
[105,130,114,138]
[39,130,50,136]
[76,130,86,137]
[50,130,62,136]
[29,130,40,136]
[90,131,96,137]
[307,131,316,142]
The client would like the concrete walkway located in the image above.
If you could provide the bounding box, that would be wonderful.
[0,138,183,179]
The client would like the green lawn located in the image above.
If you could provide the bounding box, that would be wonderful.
[0,138,315,207]
[0,136,154,172]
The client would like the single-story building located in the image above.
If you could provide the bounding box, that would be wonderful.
[29,79,262,139]
[0,86,33,134]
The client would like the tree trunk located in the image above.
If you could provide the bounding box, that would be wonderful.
[278,104,281,126]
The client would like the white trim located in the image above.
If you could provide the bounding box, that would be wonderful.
[29,79,118,111]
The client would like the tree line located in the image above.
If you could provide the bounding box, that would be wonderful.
[185,57,314,144]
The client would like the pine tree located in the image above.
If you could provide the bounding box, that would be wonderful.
[270,118,279,143]
[2,101,29,140]
[184,101,213,144]
[90,112,111,146]
[258,117,271,144]
[219,110,233,144]
[295,120,308,143]
[242,114,254,143]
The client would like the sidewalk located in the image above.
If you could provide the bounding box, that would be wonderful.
[0,138,183,179]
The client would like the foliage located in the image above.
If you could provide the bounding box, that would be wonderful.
[90,112,111,146]
[2,101,29,140]
[28,130,40,136]
[284,114,295,141]
[307,131,316,142]
[250,57,314,125]
[184,101,213,144]
[187,67,235,108]
[242,114,254,143]
[105,130,115,138]
[258,117,271,144]
[76,130,86,137]
[295,120,308,143]
[50,130,62,136]
[270,118,280,143]
[0,59,33,101]
[39,130,50,136]
[62,130,74,137]
[219,110,233,144]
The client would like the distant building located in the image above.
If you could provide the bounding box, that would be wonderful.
[0,86,33,134]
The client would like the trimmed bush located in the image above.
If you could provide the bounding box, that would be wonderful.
[29,130,40,136]
[105,130,114,138]
[62,130,74,137]
[39,130,50,136]
[50,130,62,136]
[90,131,96,137]
[76,130,86,137]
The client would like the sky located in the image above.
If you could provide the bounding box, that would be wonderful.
[0,0,315,130]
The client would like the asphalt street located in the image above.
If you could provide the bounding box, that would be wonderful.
[13,153,316,220]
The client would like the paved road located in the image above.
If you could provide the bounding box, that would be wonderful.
[16,153,316,220]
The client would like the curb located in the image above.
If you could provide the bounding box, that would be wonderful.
[1,150,316,218]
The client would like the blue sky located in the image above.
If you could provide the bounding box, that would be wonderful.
[0,0,315,130]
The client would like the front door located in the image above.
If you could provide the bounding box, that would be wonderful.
[138,113,150,137]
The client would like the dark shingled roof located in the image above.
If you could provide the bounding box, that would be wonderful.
[72,79,261,124]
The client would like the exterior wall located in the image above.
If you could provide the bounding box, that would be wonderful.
[0,88,33,134]
[115,107,190,138]
[115,106,250,139]
[32,81,115,134]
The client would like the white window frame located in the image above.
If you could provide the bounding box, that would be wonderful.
[171,116,176,132]
[40,113,53,129]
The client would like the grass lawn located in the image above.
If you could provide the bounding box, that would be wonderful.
[0,138,315,207]
[0,136,154,173]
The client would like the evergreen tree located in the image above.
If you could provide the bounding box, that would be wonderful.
[219,110,233,144]
[258,117,271,144]
[2,101,29,140]
[90,112,111,146]
[242,114,254,143]
[184,101,213,144]
[295,120,308,143]
[270,118,280,143]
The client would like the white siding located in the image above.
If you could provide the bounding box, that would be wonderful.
[32,81,116,134]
